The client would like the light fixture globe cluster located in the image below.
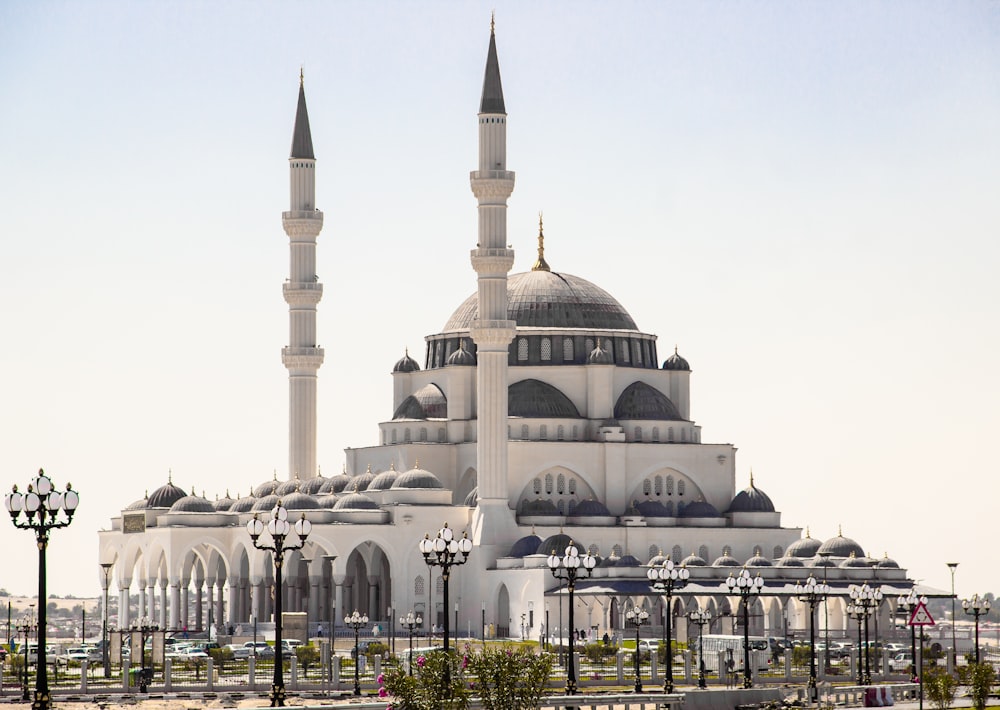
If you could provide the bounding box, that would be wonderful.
[794,574,830,700]
[547,543,597,572]
[5,470,80,521]
[419,522,472,559]
[646,559,690,693]
[725,567,765,689]
[898,587,928,682]
[963,593,992,664]
[624,605,650,693]
[246,502,312,541]
[344,609,370,695]
[794,574,829,597]
[726,567,764,593]
[848,582,884,684]
[647,559,690,584]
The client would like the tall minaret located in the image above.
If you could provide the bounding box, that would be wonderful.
[470,19,517,545]
[281,71,324,480]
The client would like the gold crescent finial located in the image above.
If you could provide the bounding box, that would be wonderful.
[491,10,495,34]
[749,469,754,486]
[532,211,551,271]
[168,469,172,484]
[300,66,304,86]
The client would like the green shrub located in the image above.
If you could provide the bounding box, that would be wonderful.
[923,666,958,710]
[966,662,995,710]
[466,645,553,710]
[296,644,319,677]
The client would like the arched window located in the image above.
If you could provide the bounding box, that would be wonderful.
[619,339,630,363]
[544,474,554,494]
[434,341,442,368]
[521,424,529,440]
[648,544,658,560]
[391,430,398,444]
[571,425,579,440]
[634,426,642,441]
[517,338,528,361]
[557,425,565,441]
[773,546,784,559]
[414,576,425,596]
[663,501,674,516]
[563,338,574,361]
[568,478,577,495]
[699,545,710,561]
[633,340,643,365]
[444,341,454,360]
[567,499,576,515]
[677,480,686,496]
[612,544,624,558]
[404,428,412,443]
[654,476,663,495]
[652,427,660,442]
[668,427,674,442]
[557,500,565,515]
[533,478,542,495]
[642,479,652,496]
[671,545,682,564]
[557,474,566,494]
[419,427,427,442]
[438,428,446,442]
[539,424,548,440]
[541,338,551,361]
[585,338,594,356]
[666,476,674,495]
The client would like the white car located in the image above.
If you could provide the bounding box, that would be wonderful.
[889,652,913,672]
[179,647,209,660]
[637,640,660,652]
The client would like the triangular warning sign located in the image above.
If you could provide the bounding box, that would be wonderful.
[909,602,935,626]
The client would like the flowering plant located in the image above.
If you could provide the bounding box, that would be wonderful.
[378,649,470,710]
[465,645,554,710]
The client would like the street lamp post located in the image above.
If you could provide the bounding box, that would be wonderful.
[624,605,649,692]
[322,554,337,687]
[482,601,487,643]
[399,611,422,675]
[544,603,550,652]
[647,559,690,693]
[546,541,597,695]
[726,567,764,689]
[962,594,991,665]
[246,501,312,707]
[946,562,958,666]
[131,615,158,693]
[100,563,113,679]
[5,469,80,710]
[849,583,883,685]
[345,610,368,695]
[16,606,37,701]
[897,588,926,682]
[846,602,864,682]
[418,522,473,655]
[688,609,712,690]
[795,575,830,702]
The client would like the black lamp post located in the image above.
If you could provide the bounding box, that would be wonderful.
[897,588,926,682]
[5,469,80,710]
[131,615,158,693]
[647,559,690,693]
[849,582,882,685]
[322,554,337,687]
[246,500,312,707]
[962,594,991,665]
[418,522,472,655]
[399,610,422,676]
[846,602,864,682]
[100,563,113,679]
[946,562,958,666]
[16,606,37,701]
[546,541,597,694]
[346,609,368,695]
[795,574,829,701]
[624,605,649,692]
[725,567,764,689]
[688,608,712,689]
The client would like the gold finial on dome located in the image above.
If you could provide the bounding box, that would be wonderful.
[838,524,843,536]
[532,212,551,272]
[300,66,304,86]
[490,10,495,34]
[749,468,754,487]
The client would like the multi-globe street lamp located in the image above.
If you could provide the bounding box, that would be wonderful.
[345,610,369,695]
[962,594,991,665]
[399,610,422,676]
[100,563,113,679]
[726,567,764,689]
[897,588,926,682]
[624,605,649,692]
[246,501,312,707]
[16,606,37,701]
[688,609,712,689]
[547,542,597,695]
[5,469,80,710]
[795,574,830,701]
[849,582,883,685]
[418,522,472,655]
[846,602,865,682]
[130,615,158,693]
[647,559,690,692]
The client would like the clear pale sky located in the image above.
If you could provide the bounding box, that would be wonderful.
[1,2,997,606]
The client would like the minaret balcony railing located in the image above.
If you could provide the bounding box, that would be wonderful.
[283,282,324,293]
[282,210,324,221]
[470,169,515,181]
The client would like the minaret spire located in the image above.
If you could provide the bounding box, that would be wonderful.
[480,16,506,114]
[281,74,324,480]
[532,212,550,271]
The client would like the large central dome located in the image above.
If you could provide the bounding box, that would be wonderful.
[443,270,637,331]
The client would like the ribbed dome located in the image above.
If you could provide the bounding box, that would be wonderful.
[230,492,257,513]
[537,533,587,558]
[634,500,673,518]
[662,347,690,371]
[443,270,638,331]
[275,478,301,496]
[463,487,478,506]
[509,534,542,558]
[125,496,149,511]
[281,492,320,511]
[647,550,669,566]
[785,532,822,559]
[726,476,775,514]
[300,477,327,495]
[745,552,773,567]
[367,466,399,491]
[253,479,280,498]
[520,498,558,516]
[213,492,235,511]
[712,552,741,567]
[316,494,339,509]
[808,556,837,568]
[393,383,447,420]
[681,552,708,567]
[393,350,420,373]
[148,481,187,509]
[679,500,720,518]
[817,530,865,559]
[616,554,641,567]
[508,379,581,418]
[333,492,380,510]
[839,551,874,568]
[251,494,279,512]
[876,553,900,569]
[614,382,682,421]
[446,340,476,366]
[169,493,214,513]
[587,339,613,365]
[350,465,376,492]
[320,473,352,494]
[570,499,612,517]
[775,557,805,567]
[392,465,443,489]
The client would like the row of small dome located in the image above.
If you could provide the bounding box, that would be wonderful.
[393,345,691,372]
[130,464,448,514]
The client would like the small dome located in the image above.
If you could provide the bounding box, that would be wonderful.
[537,533,587,558]
[633,500,673,518]
[785,531,823,558]
[315,494,339,509]
[520,498,559,516]
[333,492,380,511]
[213,492,235,511]
[599,553,620,568]
[368,465,399,491]
[775,557,805,568]
[839,551,874,569]
[876,553,900,569]
[392,464,443,490]
[280,492,320,511]
[726,475,775,514]
[350,464,376,492]
[125,496,149,511]
[253,478,280,498]
[647,550,669,566]
[509,534,543,558]
[587,339,613,365]
[509,380,581,418]
[712,552,741,567]
[570,499,612,517]
[393,350,420,373]
[147,480,187,509]
[230,491,258,513]
[614,382,682,421]
[251,494,279,512]
[681,552,707,567]
[275,478,301,496]
[808,556,837,568]
[816,529,865,559]
[615,554,641,567]
[320,473,352,494]
[662,347,690,371]
[463,487,478,507]
[679,500,720,518]
[393,383,447,420]
[300,476,327,495]
[446,340,476,366]
[745,552,773,567]
[169,492,215,513]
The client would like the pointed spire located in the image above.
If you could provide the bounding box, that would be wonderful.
[290,69,315,159]
[532,212,551,271]
[480,16,506,114]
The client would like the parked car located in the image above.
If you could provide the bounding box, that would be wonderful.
[178,647,209,660]
[889,652,913,672]
[59,647,90,663]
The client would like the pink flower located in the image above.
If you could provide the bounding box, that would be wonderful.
[461,655,469,669]
[377,673,385,685]
[378,687,388,698]
[417,655,426,667]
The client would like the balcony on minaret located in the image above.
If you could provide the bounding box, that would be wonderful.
[281,346,325,370]
[282,210,324,221]
[283,281,323,306]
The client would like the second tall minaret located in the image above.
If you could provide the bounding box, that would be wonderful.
[470,21,516,542]
[281,72,324,480]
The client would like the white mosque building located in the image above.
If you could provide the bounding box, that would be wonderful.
[98,24,917,645]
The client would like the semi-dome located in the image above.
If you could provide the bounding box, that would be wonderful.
[316,494,339,509]
[392,464,443,489]
[320,473,352,494]
[678,500,720,518]
[147,480,187,509]
[726,475,775,514]
[634,500,673,518]
[509,533,542,558]
[712,552,741,567]
[393,383,447,420]
[537,533,587,558]
[169,492,214,513]
[587,339,613,365]
[785,531,822,559]
[520,498,558,516]
[681,552,708,567]
[614,382,682,421]
[446,340,476,366]
[662,347,690,371]
[281,492,320,511]
[300,476,327,495]
[443,270,638,331]
[816,529,865,559]
[569,499,611,517]
[253,478,280,498]
[333,492,380,511]
[393,350,420,373]
[508,380,581,418]
[251,494,279,512]
[368,465,399,491]
[463,487,478,506]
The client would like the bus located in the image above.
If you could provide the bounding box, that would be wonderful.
[694,634,771,675]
